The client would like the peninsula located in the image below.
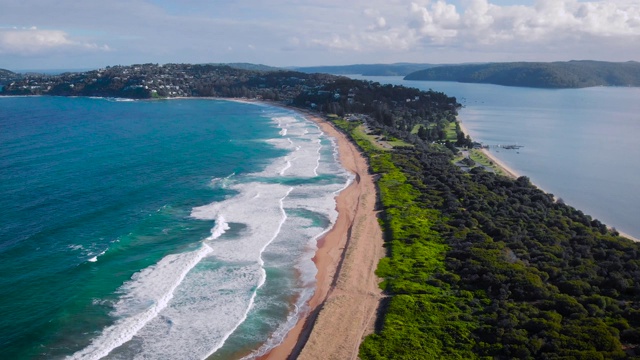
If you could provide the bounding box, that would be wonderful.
[4,63,640,358]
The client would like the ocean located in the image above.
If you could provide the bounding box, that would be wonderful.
[351,75,640,239]
[0,97,351,359]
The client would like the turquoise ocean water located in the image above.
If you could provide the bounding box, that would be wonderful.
[352,75,640,239]
[0,97,350,359]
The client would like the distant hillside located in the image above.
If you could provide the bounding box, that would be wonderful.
[0,68,18,84]
[295,63,438,76]
[404,61,640,88]
[215,63,282,72]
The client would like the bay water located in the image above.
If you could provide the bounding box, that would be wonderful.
[0,97,350,359]
[351,75,640,239]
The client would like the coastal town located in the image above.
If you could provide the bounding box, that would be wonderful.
[0,63,462,145]
[0,63,328,100]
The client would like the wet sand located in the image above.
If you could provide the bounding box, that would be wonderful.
[261,110,385,359]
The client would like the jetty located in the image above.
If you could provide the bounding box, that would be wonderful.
[482,144,523,150]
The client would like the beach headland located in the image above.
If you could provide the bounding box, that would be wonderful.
[255,107,384,359]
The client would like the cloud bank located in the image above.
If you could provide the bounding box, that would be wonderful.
[0,0,638,69]
[311,0,640,55]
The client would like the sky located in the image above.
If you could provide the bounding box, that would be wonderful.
[0,0,639,71]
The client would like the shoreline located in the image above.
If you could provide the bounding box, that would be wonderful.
[145,96,385,357]
[480,148,520,180]
[256,107,385,359]
[457,118,639,243]
[457,119,520,179]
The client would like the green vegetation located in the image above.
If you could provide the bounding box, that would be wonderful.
[334,120,479,359]
[386,136,414,148]
[445,122,458,142]
[331,114,640,359]
[215,62,282,72]
[405,61,640,88]
[295,63,439,76]
[353,126,387,151]
[6,61,640,358]
[467,150,508,177]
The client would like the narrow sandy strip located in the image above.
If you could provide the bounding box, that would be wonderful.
[260,111,385,359]
[457,119,520,179]
[480,148,520,179]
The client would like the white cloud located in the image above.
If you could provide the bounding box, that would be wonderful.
[311,34,362,51]
[0,0,639,68]
[306,0,640,60]
[364,8,389,31]
[407,0,640,45]
[409,1,461,42]
[0,27,110,56]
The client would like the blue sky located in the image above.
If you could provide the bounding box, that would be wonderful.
[0,0,639,70]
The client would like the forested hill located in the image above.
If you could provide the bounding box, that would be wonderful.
[404,61,640,88]
[294,63,438,76]
[214,63,282,72]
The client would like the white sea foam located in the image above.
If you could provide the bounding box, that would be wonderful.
[69,243,109,263]
[76,105,351,359]
[207,215,230,240]
[208,172,235,189]
[68,244,213,360]
[257,116,326,179]
[87,248,108,263]
[314,138,322,176]
[92,184,295,359]
[191,182,293,263]
[280,160,292,176]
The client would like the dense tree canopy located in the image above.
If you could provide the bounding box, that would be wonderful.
[331,114,640,359]
[405,61,640,88]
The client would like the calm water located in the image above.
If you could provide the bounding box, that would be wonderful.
[0,97,349,359]
[351,75,640,239]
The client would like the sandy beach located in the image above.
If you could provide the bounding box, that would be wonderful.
[480,148,520,179]
[255,110,384,359]
[173,98,385,358]
[457,119,520,179]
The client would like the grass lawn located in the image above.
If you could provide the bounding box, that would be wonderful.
[352,125,413,149]
[352,125,388,150]
[445,121,458,142]
[469,149,507,176]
